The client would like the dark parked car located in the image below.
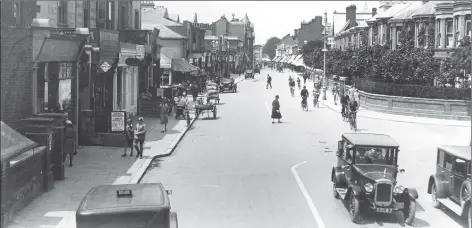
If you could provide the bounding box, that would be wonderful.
[220,78,237,93]
[254,68,260,74]
[76,183,178,228]
[427,145,471,228]
[331,133,418,225]
[245,70,254,79]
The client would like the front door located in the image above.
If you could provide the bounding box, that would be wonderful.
[451,157,467,202]
[94,72,114,133]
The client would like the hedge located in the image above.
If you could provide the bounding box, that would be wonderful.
[353,78,471,100]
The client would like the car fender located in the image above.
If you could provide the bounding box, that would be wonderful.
[405,187,419,200]
[428,174,449,198]
[331,167,345,185]
[347,185,363,198]
[460,181,472,215]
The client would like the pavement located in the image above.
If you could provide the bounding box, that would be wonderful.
[140,68,470,228]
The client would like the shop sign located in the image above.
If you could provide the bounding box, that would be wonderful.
[99,30,119,68]
[156,88,164,97]
[100,62,111,72]
[110,111,126,132]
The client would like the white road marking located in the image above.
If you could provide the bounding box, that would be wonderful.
[291,161,327,228]
[264,102,271,115]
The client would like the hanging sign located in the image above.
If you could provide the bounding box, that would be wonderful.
[100,61,111,72]
[110,111,126,132]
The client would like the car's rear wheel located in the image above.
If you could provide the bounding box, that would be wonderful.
[349,194,361,223]
[403,199,416,226]
[431,183,441,208]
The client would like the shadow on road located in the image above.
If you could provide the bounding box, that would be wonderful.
[199,117,221,121]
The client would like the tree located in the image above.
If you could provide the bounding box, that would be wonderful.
[262,37,282,60]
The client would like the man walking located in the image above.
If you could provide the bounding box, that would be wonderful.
[266,74,272,89]
[134,117,146,159]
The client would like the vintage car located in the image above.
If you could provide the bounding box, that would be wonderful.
[76,183,178,228]
[254,68,260,74]
[245,70,254,79]
[427,145,471,228]
[332,133,418,225]
[220,78,237,93]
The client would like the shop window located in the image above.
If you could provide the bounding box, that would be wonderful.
[446,19,453,47]
[97,2,106,29]
[116,67,123,110]
[466,15,471,38]
[83,1,90,28]
[122,69,128,109]
[135,10,139,29]
[131,68,136,107]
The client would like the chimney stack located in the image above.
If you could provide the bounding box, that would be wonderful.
[372,8,377,17]
[346,5,357,29]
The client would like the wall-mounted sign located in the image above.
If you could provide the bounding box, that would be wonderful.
[110,111,126,132]
[100,61,111,72]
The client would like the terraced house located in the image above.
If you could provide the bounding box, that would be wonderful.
[334,0,472,60]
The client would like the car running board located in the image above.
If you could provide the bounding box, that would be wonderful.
[437,198,463,215]
[336,188,348,200]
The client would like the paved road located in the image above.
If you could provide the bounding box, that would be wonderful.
[141,68,470,228]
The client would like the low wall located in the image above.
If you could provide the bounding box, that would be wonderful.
[353,88,471,120]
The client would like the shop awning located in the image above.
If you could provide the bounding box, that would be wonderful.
[35,36,85,62]
[118,42,138,67]
[1,121,38,161]
[172,58,199,72]
[160,53,171,69]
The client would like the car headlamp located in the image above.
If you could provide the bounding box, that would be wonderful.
[364,183,374,193]
[394,185,405,194]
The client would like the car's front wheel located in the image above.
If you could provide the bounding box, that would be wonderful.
[403,199,416,226]
[431,183,441,208]
[467,205,471,228]
[349,194,361,223]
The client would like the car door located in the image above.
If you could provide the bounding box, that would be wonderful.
[451,157,467,201]
[442,153,455,199]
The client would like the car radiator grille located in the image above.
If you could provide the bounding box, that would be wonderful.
[375,183,392,203]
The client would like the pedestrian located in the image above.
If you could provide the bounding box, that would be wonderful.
[266,74,272,89]
[63,120,76,167]
[303,75,307,84]
[191,83,199,102]
[133,117,146,159]
[271,95,282,123]
[354,89,360,107]
[122,118,134,157]
[159,101,169,133]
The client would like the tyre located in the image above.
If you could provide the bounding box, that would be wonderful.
[170,212,178,228]
[468,205,471,228]
[431,183,441,208]
[213,107,217,119]
[403,199,416,226]
[349,194,361,223]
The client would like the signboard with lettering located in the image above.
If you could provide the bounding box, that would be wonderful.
[156,88,164,97]
[98,30,119,72]
[110,111,126,132]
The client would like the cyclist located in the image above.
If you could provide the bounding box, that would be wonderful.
[349,99,359,130]
[333,82,339,105]
[289,78,296,96]
[300,86,309,108]
[340,94,350,120]
[296,77,301,90]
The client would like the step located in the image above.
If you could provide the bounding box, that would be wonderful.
[438,198,463,215]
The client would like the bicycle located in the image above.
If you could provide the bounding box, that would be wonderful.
[290,86,295,96]
[313,94,319,108]
[349,111,357,131]
[341,104,349,121]
[301,97,308,111]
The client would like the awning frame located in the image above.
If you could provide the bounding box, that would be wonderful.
[35,35,86,63]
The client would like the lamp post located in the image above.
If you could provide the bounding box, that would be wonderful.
[322,10,328,100]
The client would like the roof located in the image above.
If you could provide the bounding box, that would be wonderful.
[77,183,168,213]
[368,3,411,22]
[141,7,182,27]
[160,53,171,69]
[168,14,179,22]
[172,58,199,72]
[343,133,399,147]
[438,145,471,160]
[152,24,186,39]
[408,1,438,19]
[389,3,422,22]
[355,20,368,28]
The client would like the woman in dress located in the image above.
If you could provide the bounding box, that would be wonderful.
[271,95,282,123]
[63,120,76,167]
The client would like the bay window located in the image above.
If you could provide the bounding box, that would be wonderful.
[454,16,460,46]
[396,26,402,46]
[446,19,453,47]
[466,15,471,38]
[436,19,441,47]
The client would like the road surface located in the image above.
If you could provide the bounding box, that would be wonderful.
[141,68,470,228]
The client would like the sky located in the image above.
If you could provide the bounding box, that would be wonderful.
[156,1,382,45]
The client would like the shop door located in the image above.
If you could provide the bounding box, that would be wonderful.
[94,73,114,133]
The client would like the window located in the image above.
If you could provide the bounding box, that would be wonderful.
[453,158,467,176]
[437,150,445,167]
[436,19,441,47]
[466,15,471,38]
[13,2,22,25]
[135,10,139,29]
[396,26,402,46]
[355,147,393,165]
[446,19,453,47]
[444,153,454,171]
[130,67,136,106]
[83,1,90,28]
[58,1,67,27]
[120,4,127,29]
[116,68,123,110]
[424,22,430,48]
[454,16,460,46]
[122,68,128,109]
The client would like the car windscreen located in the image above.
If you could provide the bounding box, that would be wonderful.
[355,147,395,165]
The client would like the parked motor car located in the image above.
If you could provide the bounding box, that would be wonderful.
[331,133,418,225]
[220,78,237,93]
[76,183,178,228]
[254,68,260,74]
[427,145,471,228]
[245,70,254,79]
